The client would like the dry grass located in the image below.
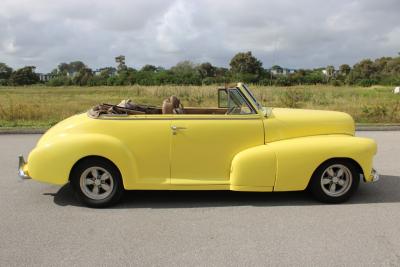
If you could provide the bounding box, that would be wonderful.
[0,84,399,127]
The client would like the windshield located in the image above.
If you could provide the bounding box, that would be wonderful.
[226,89,255,114]
[242,84,262,110]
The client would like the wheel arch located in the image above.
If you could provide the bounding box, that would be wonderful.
[69,155,122,182]
[27,133,138,188]
[306,157,364,189]
[270,135,376,191]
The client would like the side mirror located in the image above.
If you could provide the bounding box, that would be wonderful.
[218,88,228,108]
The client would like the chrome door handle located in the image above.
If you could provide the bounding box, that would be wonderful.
[171,125,187,135]
[171,125,187,131]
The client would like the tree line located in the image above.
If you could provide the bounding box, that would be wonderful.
[1,52,399,87]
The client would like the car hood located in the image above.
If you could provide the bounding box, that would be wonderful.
[263,107,355,142]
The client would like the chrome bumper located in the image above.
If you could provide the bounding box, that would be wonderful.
[18,155,31,179]
[370,168,380,182]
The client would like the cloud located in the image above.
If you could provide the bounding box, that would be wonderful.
[0,0,399,72]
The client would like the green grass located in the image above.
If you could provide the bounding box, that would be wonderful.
[0,84,399,128]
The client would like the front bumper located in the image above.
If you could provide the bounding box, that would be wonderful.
[369,168,380,182]
[18,155,31,179]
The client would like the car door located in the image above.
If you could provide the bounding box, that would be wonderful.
[117,118,171,186]
[169,114,264,184]
[170,88,265,185]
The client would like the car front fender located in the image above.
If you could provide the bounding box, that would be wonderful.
[230,145,277,191]
[269,135,377,191]
[229,134,376,192]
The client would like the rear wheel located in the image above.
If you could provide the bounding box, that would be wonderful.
[309,160,359,203]
[70,158,124,208]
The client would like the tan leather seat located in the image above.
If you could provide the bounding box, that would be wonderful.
[162,96,184,114]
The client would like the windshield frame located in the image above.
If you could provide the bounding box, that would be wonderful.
[227,88,257,114]
[242,84,262,110]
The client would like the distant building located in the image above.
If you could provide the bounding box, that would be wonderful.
[37,73,53,82]
[93,67,117,76]
[270,67,296,76]
[322,69,341,77]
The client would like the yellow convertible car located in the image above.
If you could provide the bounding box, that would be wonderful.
[19,83,379,207]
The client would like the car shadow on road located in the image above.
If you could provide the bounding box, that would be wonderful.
[48,175,400,209]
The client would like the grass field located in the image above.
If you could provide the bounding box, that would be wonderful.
[0,85,399,128]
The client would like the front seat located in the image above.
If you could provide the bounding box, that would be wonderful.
[162,96,184,114]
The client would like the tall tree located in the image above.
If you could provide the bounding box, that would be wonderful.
[373,57,392,73]
[339,64,351,76]
[326,65,335,77]
[141,64,157,72]
[9,66,39,85]
[197,62,217,78]
[0,63,13,84]
[384,57,400,75]
[170,61,202,85]
[271,65,283,71]
[0,63,13,79]
[170,61,197,74]
[57,61,86,76]
[115,55,127,72]
[73,67,93,86]
[69,61,86,73]
[229,51,263,75]
[347,59,376,84]
[57,62,69,75]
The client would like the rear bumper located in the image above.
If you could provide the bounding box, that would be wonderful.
[18,155,31,179]
[369,168,379,182]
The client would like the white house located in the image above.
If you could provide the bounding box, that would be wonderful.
[394,86,400,94]
[270,68,296,76]
[93,68,117,76]
[37,73,52,82]
[322,69,340,77]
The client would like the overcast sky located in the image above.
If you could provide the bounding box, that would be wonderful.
[1,0,399,72]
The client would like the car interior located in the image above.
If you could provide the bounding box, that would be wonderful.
[88,88,255,118]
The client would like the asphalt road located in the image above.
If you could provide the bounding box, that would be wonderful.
[0,132,399,266]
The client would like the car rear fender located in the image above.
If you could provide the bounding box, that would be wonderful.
[27,133,137,188]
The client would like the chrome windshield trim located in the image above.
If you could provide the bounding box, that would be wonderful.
[241,83,262,110]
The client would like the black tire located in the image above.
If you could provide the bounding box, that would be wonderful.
[309,159,360,203]
[70,157,124,208]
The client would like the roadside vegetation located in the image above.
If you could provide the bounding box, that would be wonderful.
[0,85,399,128]
[1,52,400,87]
[1,51,399,128]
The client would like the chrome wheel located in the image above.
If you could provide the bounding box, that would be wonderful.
[79,166,114,200]
[320,164,352,197]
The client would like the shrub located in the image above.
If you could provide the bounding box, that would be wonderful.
[357,79,377,87]
[330,79,342,86]
[46,76,72,86]
[362,104,388,121]
[279,89,303,108]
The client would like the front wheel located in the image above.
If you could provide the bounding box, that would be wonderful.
[309,160,360,203]
[70,158,124,208]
